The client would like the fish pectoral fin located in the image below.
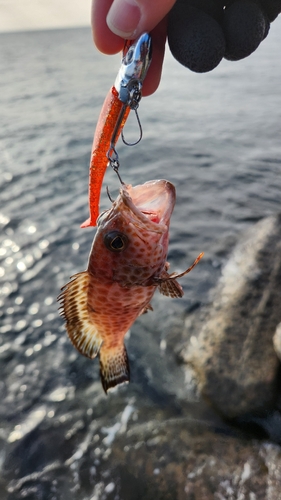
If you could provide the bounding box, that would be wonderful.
[99,344,130,394]
[155,252,204,299]
[58,271,103,359]
[157,272,184,298]
[139,303,153,315]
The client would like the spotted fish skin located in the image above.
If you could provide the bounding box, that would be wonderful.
[59,180,203,393]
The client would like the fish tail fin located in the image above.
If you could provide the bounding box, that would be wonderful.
[58,271,103,359]
[99,343,130,394]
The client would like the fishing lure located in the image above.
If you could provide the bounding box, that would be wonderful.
[81,32,152,228]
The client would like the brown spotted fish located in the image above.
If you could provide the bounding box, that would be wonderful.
[58,180,203,393]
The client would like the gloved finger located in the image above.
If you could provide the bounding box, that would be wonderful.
[168,0,226,73]
[223,0,270,61]
[168,0,279,73]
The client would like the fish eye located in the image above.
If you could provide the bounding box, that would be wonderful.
[103,231,129,252]
[125,47,134,65]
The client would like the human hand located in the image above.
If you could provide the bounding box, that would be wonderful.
[92,0,281,96]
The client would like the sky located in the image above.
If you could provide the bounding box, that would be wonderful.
[0,0,92,32]
[0,1,280,34]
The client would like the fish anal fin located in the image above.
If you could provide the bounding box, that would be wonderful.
[139,303,154,315]
[99,344,130,394]
[58,271,103,359]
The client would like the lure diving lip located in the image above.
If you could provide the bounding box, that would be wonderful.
[81,32,152,229]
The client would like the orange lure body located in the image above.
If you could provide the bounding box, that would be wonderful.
[81,87,130,228]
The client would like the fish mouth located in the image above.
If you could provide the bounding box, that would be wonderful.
[121,179,176,232]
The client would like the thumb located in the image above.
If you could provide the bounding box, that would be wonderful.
[106,0,176,39]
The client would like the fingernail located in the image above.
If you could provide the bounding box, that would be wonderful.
[106,0,141,38]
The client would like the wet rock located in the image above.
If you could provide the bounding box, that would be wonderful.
[273,322,281,361]
[110,417,281,500]
[180,214,281,418]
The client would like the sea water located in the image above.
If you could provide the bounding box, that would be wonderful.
[0,22,281,499]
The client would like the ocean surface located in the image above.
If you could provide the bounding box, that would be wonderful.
[0,22,281,499]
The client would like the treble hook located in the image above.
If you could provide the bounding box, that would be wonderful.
[106,186,115,203]
[106,145,125,185]
[121,108,143,146]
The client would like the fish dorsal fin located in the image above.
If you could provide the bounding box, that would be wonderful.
[99,343,130,394]
[58,271,103,359]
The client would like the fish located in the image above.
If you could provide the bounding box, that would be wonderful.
[58,180,203,393]
[81,33,152,229]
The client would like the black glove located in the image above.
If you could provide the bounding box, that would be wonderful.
[168,0,281,72]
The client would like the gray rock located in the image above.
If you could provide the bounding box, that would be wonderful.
[273,322,281,361]
[110,417,281,500]
[181,214,281,418]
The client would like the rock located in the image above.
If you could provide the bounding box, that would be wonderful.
[5,413,281,499]
[181,214,281,418]
[110,417,281,500]
[273,322,281,361]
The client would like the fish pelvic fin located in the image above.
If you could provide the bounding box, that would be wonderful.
[58,271,103,359]
[99,343,130,394]
[139,303,153,315]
